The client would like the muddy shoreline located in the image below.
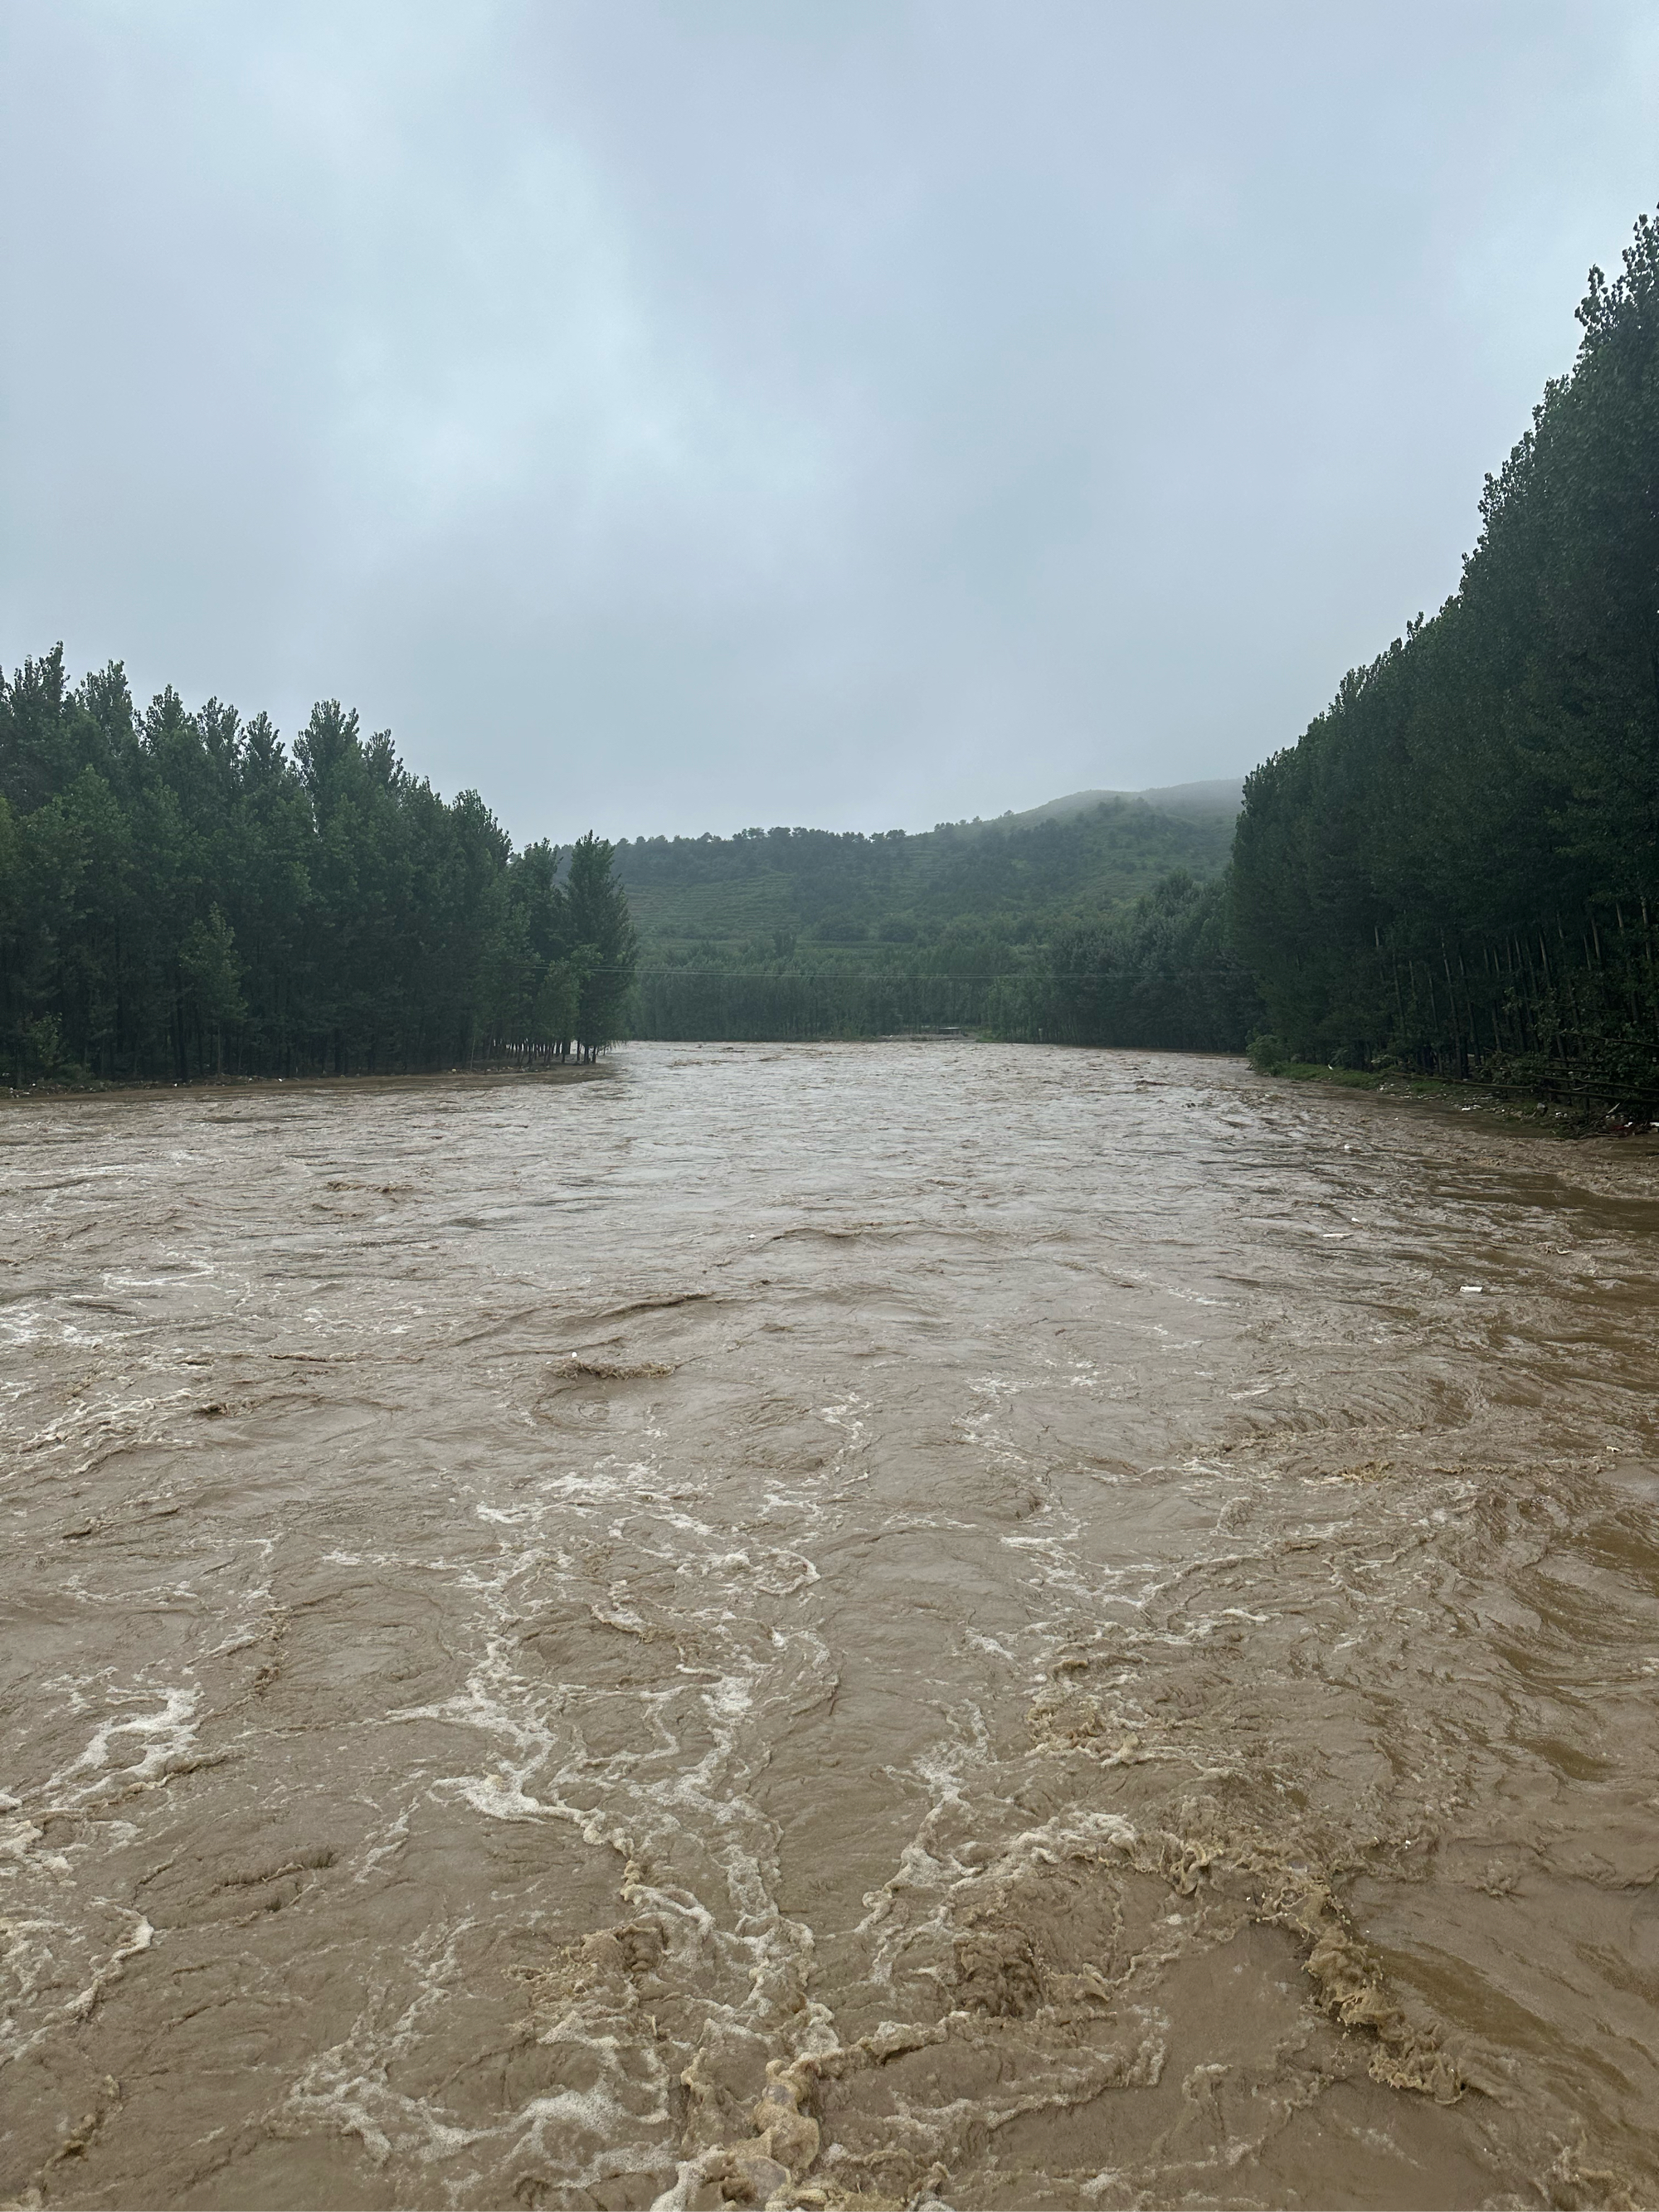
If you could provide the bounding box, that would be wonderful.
[2,1062,615,1106]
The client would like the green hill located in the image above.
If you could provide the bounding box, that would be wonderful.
[615,784,1247,1042]
[615,785,1238,965]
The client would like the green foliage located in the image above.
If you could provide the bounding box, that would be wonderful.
[0,657,637,1083]
[1245,1042,1384,1087]
[533,960,581,1049]
[634,968,1000,1042]
[24,1013,66,1077]
[566,832,639,1059]
[1232,206,1659,1107]
[180,907,246,1024]
[623,801,1247,1047]
[616,801,1234,959]
[1005,872,1262,1049]
[630,868,1258,1049]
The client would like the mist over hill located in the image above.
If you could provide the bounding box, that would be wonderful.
[999,779,1243,829]
[615,781,1238,960]
[615,780,1258,1050]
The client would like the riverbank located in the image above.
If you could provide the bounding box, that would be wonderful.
[1253,1055,1659,1137]
[2,1059,616,1104]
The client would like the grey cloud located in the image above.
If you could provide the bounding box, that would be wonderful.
[3,0,1657,840]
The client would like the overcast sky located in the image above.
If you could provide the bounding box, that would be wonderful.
[2,2,1657,843]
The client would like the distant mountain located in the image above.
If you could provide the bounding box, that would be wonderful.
[614,785,1238,961]
[1000,778,1243,828]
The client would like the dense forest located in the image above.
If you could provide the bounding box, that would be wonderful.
[616,796,1234,947]
[650,210,1659,1076]
[0,654,636,1082]
[629,866,1260,1048]
[619,794,1253,1044]
[10,207,1657,1089]
[1233,207,1659,1106]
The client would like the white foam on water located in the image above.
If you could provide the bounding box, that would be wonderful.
[10,1051,1656,2203]
[0,1815,44,1864]
[47,1682,203,1805]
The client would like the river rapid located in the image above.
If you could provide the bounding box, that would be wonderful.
[2,1040,1658,2212]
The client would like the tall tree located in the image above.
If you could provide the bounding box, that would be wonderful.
[0,660,639,1082]
[1230,203,1659,1098]
[565,832,639,1061]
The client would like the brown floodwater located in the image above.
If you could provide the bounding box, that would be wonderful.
[2,1041,1658,2212]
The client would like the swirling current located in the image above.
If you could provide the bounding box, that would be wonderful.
[2,1040,1657,2210]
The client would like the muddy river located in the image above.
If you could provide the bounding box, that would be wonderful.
[2,1041,1658,2211]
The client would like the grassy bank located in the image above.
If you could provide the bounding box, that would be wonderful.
[1247,1041,1659,1134]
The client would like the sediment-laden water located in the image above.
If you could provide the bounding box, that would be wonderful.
[2,1041,1657,2211]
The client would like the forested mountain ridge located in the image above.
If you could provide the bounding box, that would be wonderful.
[615,792,1236,959]
[0,652,636,1082]
[1000,778,1242,828]
[0,643,1254,1077]
[615,790,1259,1048]
[1232,205,1659,1101]
[12,207,1657,1089]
